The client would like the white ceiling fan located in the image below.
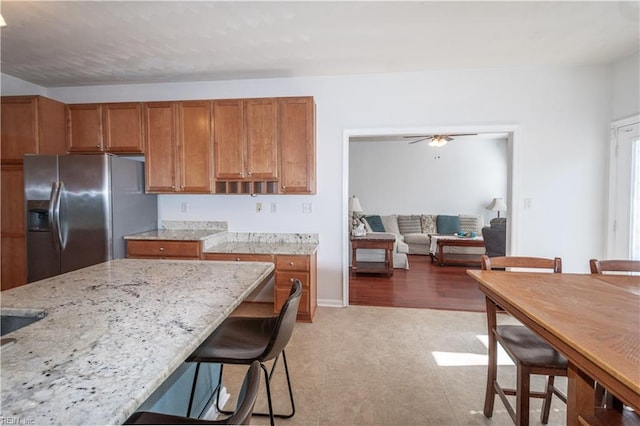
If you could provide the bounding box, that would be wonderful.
[404,133,477,147]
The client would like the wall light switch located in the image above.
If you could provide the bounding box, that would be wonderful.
[256,202,263,213]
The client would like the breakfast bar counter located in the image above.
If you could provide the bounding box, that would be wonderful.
[0,258,275,425]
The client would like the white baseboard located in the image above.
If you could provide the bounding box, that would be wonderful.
[318,298,345,307]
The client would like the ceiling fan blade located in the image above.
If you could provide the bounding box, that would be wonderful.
[403,135,430,139]
[449,133,478,137]
[408,138,429,144]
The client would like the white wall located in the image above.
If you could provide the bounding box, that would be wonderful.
[611,51,640,121]
[1,63,613,305]
[349,137,508,224]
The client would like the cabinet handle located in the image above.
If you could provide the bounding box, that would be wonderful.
[236,257,240,261]
[289,261,294,266]
[247,171,252,176]
[96,145,101,148]
[290,278,295,282]
[171,185,175,189]
[238,171,243,176]
[180,185,184,189]
[282,185,286,189]
[159,247,164,251]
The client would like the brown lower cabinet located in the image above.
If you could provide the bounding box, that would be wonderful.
[203,251,317,322]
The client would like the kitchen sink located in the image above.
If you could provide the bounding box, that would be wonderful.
[1,309,47,337]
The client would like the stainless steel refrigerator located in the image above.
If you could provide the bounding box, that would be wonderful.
[24,154,157,283]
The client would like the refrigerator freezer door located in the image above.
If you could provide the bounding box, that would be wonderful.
[58,155,111,274]
[24,155,60,282]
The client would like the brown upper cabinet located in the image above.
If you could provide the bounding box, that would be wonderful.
[0,95,66,290]
[278,97,316,194]
[144,101,212,193]
[67,103,144,153]
[1,95,66,163]
[213,98,278,181]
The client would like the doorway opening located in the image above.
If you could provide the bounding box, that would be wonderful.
[342,126,518,307]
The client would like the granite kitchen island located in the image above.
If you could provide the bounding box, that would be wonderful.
[0,258,274,425]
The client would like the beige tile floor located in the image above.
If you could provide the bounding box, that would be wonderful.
[215,303,567,426]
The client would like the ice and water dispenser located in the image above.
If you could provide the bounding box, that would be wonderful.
[27,200,50,232]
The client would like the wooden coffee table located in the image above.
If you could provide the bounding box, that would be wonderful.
[351,234,395,277]
[432,236,485,266]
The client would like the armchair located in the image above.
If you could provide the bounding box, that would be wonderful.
[482,218,506,257]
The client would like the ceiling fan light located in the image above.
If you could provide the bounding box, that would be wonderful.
[429,136,448,147]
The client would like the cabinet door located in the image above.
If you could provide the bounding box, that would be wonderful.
[1,164,27,290]
[1,97,38,162]
[103,103,144,153]
[144,102,178,192]
[278,97,316,194]
[178,101,212,193]
[246,98,278,179]
[67,104,103,152]
[213,100,245,179]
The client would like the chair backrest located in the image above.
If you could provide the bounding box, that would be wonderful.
[589,259,640,274]
[224,360,262,425]
[261,280,302,361]
[481,255,562,273]
[482,226,507,258]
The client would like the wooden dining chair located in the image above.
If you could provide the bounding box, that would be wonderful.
[480,255,567,425]
[589,259,640,274]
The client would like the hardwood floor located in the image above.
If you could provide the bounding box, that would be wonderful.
[349,254,486,311]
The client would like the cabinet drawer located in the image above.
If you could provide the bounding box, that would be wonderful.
[276,255,309,271]
[203,253,274,263]
[276,271,309,289]
[126,240,201,259]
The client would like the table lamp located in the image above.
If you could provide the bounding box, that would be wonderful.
[487,197,507,218]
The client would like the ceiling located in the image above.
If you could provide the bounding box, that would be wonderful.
[1,1,639,88]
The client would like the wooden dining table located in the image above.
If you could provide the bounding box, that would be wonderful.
[467,270,640,425]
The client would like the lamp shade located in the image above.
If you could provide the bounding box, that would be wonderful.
[487,197,507,212]
[349,196,363,213]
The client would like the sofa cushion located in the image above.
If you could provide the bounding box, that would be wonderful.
[403,233,430,244]
[421,214,437,234]
[363,215,385,232]
[398,215,422,235]
[459,214,482,234]
[380,214,401,236]
[436,215,461,235]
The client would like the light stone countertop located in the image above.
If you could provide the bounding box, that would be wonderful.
[124,228,319,256]
[0,258,275,426]
[123,228,224,241]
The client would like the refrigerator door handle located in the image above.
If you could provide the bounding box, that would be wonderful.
[51,181,65,249]
[48,181,60,250]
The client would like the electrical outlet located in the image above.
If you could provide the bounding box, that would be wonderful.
[181,202,188,213]
[271,202,277,213]
[256,202,263,213]
[302,202,312,214]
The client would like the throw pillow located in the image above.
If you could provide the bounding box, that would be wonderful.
[381,215,401,236]
[363,215,385,232]
[398,215,422,235]
[420,214,437,234]
[459,215,481,234]
[436,215,461,235]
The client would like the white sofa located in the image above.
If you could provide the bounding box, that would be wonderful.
[359,213,485,258]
